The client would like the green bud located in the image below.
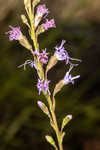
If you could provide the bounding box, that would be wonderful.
[61,115,72,131]
[19,35,32,50]
[46,55,58,76]
[24,0,31,8]
[45,135,57,149]
[37,101,50,118]
[53,80,64,98]
[21,14,29,25]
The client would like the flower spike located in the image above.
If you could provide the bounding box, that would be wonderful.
[6,0,81,150]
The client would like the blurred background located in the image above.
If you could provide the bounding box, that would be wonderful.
[0,0,100,150]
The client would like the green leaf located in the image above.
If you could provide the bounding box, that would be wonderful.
[45,135,57,149]
[61,115,72,131]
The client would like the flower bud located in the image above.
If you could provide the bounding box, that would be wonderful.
[21,14,29,26]
[61,114,72,131]
[19,35,32,50]
[37,101,50,118]
[24,0,31,8]
[46,55,58,75]
[53,80,64,98]
[45,135,57,149]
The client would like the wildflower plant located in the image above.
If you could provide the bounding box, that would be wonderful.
[6,0,81,150]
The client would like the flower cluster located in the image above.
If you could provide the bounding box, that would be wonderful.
[54,41,81,87]
[35,4,56,30]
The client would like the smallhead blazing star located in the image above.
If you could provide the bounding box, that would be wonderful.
[33,49,48,64]
[35,4,49,28]
[37,4,49,16]
[54,40,68,61]
[43,19,56,30]
[63,66,80,85]
[6,0,81,150]
[37,79,50,95]
[6,26,22,41]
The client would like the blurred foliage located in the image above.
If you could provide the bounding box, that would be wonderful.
[0,0,100,150]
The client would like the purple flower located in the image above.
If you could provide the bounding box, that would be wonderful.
[5,26,22,41]
[37,4,49,17]
[63,65,80,85]
[55,40,81,64]
[18,60,37,70]
[54,40,69,61]
[37,79,50,95]
[43,19,56,31]
[34,49,48,64]
[67,115,72,120]
[55,40,66,51]
[38,49,48,64]
[35,5,49,29]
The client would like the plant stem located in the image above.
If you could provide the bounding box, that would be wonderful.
[28,2,63,150]
[28,1,44,80]
[46,95,63,150]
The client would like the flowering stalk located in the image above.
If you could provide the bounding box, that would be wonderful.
[6,0,81,150]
